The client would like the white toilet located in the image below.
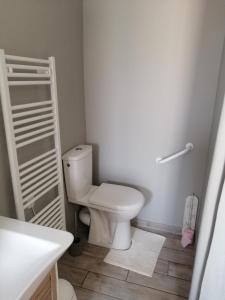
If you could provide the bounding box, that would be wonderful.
[63,145,145,250]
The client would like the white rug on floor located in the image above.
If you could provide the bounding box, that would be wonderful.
[104,227,166,277]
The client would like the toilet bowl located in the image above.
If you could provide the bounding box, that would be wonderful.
[79,207,90,226]
[58,279,77,300]
[63,145,145,250]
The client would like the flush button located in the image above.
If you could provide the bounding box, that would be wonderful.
[67,163,70,167]
[76,147,83,151]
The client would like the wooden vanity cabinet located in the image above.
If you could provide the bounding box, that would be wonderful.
[30,267,57,300]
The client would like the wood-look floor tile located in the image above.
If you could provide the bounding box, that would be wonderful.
[132,224,181,239]
[83,272,186,300]
[155,259,169,275]
[75,287,118,300]
[168,263,193,281]
[60,252,128,280]
[164,238,195,256]
[127,271,190,298]
[159,248,194,266]
[82,242,109,258]
[58,263,88,287]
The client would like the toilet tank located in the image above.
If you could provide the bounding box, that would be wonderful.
[63,145,92,202]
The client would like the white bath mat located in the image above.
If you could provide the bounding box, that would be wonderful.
[104,227,165,277]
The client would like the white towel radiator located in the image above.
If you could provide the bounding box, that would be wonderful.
[0,49,66,230]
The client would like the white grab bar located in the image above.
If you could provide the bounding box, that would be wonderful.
[156,143,194,164]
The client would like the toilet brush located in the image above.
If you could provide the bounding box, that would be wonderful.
[69,210,82,256]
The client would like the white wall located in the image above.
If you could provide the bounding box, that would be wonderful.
[0,0,86,232]
[207,43,225,173]
[83,0,225,228]
[190,40,225,300]
[190,78,225,300]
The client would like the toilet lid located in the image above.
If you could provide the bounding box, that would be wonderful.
[89,183,144,212]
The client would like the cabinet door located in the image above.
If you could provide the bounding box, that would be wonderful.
[31,267,57,300]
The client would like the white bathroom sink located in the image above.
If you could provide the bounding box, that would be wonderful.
[0,216,73,300]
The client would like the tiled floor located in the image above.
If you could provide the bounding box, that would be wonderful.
[58,231,195,300]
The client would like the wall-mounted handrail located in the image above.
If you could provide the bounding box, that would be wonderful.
[156,143,194,164]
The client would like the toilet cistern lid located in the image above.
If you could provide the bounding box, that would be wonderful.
[62,145,92,161]
[89,183,145,212]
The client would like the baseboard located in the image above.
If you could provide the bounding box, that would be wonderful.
[132,218,182,236]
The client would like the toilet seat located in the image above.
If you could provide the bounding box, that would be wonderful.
[89,183,144,213]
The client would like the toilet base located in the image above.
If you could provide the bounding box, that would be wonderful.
[88,208,131,250]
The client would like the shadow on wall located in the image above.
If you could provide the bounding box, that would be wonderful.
[0,101,16,218]
[196,39,225,231]
[91,143,100,186]
[150,0,225,227]
[175,1,225,229]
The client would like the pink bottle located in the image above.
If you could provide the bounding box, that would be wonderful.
[181,228,194,248]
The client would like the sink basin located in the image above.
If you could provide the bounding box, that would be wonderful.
[0,216,73,300]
